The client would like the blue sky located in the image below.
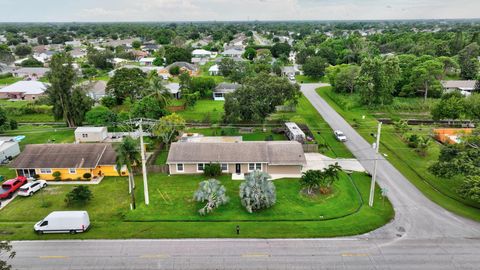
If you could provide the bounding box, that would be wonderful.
[1,0,479,22]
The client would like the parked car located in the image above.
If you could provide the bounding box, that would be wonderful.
[0,176,27,200]
[34,211,90,234]
[334,130,348,142]
[18,180,47,197]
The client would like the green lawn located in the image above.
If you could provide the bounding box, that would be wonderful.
[0,76,22,85]
[0,125,74,147]
[177,99,225,123]
[0,99,55,123]
[316,86,480,221]
[271,95,353,158]
[186,126,286,142]
[0,172,393,239]
[295,75,324,83]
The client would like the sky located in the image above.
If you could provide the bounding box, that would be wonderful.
[1,0,479,22]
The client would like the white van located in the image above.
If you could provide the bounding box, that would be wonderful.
[34,211,90,234]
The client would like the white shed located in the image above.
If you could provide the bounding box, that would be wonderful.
[75,127,108,143]
[285,122,306,143]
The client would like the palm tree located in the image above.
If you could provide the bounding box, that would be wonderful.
[115,137,141,210]
[324,162,342,187]
[147,76,171,108]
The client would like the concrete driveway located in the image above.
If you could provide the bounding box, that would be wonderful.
[303,153,365,172]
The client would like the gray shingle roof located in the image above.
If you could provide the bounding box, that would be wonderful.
[10,143,117,169]
[167,141,306,165]
[214,83,241,93]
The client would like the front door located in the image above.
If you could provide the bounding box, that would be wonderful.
[235,164,241,174]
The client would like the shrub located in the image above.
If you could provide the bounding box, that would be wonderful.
[193,179,229,215]
[83,173,92,180]
[169,66,181,75]
[52,171,61,181]
[204,163,222,177]
[239,171,276,213]
[65,185,93,206]
[33,174,40,180]
[9,119,17,130]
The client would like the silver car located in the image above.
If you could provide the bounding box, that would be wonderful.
[334,130,347,142]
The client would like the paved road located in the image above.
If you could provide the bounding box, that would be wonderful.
[6,84,480,269]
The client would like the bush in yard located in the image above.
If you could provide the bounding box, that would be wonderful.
[83,173,92,180]
[33,174,40,180]
[52,171,61,181]
[193,179,229,215]
[9,119,17,130]
[169,66,180,75]
[65,185,93,206]
[458,176,480,203]
[204,163,222,177]
[239,171,276,213]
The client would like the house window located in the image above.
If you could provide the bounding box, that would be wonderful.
[69,168,76,174]
[197,163,204,172]
[40,168,52,174]
[177,164,184,172]
[249,163,262,171]
[214,93,223,98]
[82,133,88,138]
[221,163,228,172]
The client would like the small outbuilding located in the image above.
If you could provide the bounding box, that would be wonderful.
[0,137,21,163]
[75,127,108,143]
[285,122,306,143]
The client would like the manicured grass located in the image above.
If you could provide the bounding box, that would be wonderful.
[0,172,393,239]
[0,99,55,123]
[0,125,74,147]
[0,76,22,86]
[186,127,287,142]
[316,86,480,221]
[295,75,325,83]
[177,99,225,123]
[271,95,353,158]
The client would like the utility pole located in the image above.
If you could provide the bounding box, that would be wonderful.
[369,122,382,207]
[139,119,150,205]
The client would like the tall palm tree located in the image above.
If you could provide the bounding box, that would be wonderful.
[147,76,171,108]
[116,137,141,210]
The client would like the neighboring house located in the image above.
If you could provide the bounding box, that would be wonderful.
[285,122,306,143]
[166,141,306,178]
[192,49,212,58]
[83,80,107,101]
[166,83,181,99]
[191,57,208,66]
[112,57,129,67]
[33,51,56,63]
[441,80,477,96]
[166,62,198,76]
[209,64,219,76]
[139,57,156,66]
[65,40,82,47]
[10,143,126,180]
[0,137,21,163]
[75,127,108,143]
[281,66,297,77]
[69,48,87,59]
[0,81,47,100]
[222,48,244,58]
[141,43,159,52]
[12,67,50,80]
[213,83,241,101]
[14,58,29,66]
[104,38,138,48]
[131,50,149,60]
[433,128,473,144]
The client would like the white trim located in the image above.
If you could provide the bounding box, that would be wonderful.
[248,163,262,172]
[196,163,205,172]
[177,163,184,172]
[221,163,229,172]
[68,168,77,174]
[39,168,52,174]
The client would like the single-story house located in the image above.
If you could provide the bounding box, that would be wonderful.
[75,127,108,143]
[213,83,241,101]
[139,57,156,66]
[69,48,87,59]
[192,49,212,58]
[12,67,50,80]
[132,50,149,60]
[0,137,21,163]
[167,141,306,178]
[65,40,82,47]
[222,48,244,58]
[165,62,198,76]
[83,80,107,101]
[104,38,138,48]
[33,51,56,63]
[0,81,47,100]
[166,83,181,99]
[441,80,477,96]
[281,66,297,77]
[191,57,208,66]
[209,64,220,76]
[141,43,160,52]
[10,143,125,180]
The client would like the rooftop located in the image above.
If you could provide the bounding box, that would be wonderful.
[0,81,48,95]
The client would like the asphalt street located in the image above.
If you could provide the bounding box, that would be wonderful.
[6,84,480,269]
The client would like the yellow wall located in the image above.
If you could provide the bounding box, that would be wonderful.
[18,165,128,181]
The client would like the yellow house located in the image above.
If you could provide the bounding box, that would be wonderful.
[10,143,128,181]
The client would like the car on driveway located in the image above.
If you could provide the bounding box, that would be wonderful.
[334,130,348,142]
[0,176,28,199]
[18,180,47,197]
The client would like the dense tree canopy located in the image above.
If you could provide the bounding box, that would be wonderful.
[106,68,148,104]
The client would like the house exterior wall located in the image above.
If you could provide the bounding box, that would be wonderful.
[168,162,271,175]
[15,165,125,180]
